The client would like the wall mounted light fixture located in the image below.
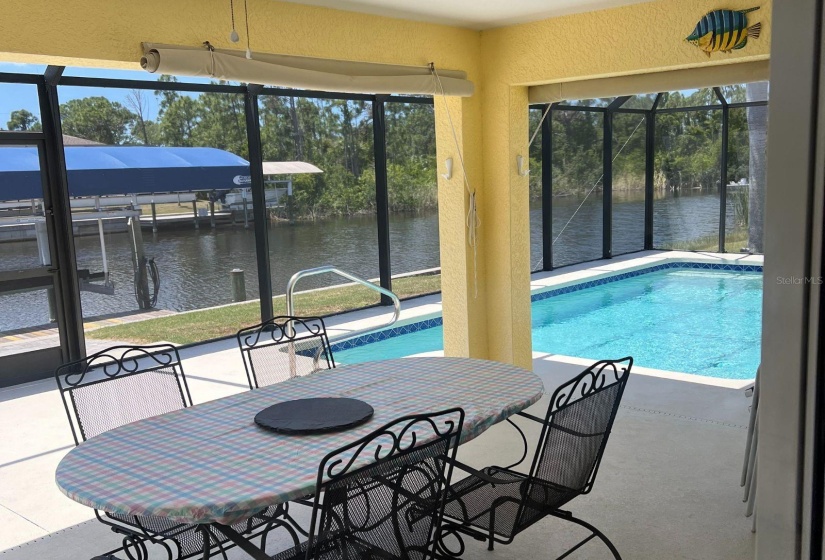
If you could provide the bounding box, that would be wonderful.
[441,157,453,180]
[516,155,529,177]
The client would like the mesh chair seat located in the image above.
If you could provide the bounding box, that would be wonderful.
[269,533,395,560]
[237,316,335,389]
[104,512,205,557]
[438,358,632,560]
[56,345,304,560]
[443,467,579,539]
[242,410,465,560]
[105,505,290,558]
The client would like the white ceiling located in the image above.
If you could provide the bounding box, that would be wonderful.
[282,0,658,30]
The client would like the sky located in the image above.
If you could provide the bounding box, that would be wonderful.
[0,62,218,128]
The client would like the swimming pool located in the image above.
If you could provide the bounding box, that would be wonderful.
[333,263,763,380]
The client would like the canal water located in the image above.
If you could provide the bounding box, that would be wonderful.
[0,189,736,332]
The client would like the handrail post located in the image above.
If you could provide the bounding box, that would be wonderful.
[286,266,401,344]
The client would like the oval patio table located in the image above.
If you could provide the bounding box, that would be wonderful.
[56,357,544,526]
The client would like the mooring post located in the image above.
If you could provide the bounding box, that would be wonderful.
[151,201,158,233]
[192,200,199,230]
[231,269,247,302]
[46,287,57,323]
[210,200,216,228]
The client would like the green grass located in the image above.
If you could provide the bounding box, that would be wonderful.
[662,230,750,252]
[140,202,210,215]
[86,274,441,345]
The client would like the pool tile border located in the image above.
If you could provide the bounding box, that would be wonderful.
[330,317,443,353]
[530,261,762,302]
[330,262,762,354]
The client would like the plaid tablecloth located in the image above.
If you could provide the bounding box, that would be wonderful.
[56,357,543,524]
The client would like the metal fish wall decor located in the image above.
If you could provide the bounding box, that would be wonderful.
[686,7,762,57]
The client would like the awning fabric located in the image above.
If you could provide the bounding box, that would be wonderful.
[528,60,769,104]
[140,43,474,97]
[0,146,250,201]
[262,161,322,175]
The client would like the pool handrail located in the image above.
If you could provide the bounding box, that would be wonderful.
[285,266,401,344]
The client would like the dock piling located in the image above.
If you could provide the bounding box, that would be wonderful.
[231,269,247,302]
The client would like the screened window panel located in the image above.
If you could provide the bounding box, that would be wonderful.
[653,110,722,250]
[611,112,647,255]
[552,110,604,267]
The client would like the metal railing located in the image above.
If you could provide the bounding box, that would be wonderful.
[286,266,401,343]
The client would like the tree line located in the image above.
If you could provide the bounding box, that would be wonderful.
[5,81,764,241]
[3,76,437,220]
[528,86,759,200]
[526,84,766,252]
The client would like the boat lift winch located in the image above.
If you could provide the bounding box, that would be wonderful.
[4,207,160,312]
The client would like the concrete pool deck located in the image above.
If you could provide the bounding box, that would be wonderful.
[0,250,761,558]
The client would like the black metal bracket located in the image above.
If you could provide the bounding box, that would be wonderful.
[43,65,64,86]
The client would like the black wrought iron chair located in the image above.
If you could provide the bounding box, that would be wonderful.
[215,408,464,560]
[437,357,633,560]
[237,316,336,390]
[56,344,306,560]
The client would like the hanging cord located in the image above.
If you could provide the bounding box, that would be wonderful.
[531,114,646,271]
[529,103,553,150]
[203,41,216,77]
[430,63,480,298]
[243,0,252,58]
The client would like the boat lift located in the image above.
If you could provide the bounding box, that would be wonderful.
[0,147,323,318]
[221,161,323,225]
[0,208,152,322]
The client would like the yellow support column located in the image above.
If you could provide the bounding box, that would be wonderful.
[480,84,533,369]
[434,85,532,369]
[435,95,488,360]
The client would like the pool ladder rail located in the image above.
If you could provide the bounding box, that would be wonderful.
[285,265,401,345]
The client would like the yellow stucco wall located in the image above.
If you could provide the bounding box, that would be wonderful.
[434,96,489,360]
[0,0,480,74]
[483,0,771,86]
[0,0,771,369]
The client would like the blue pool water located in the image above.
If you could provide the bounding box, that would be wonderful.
[334,267,763,380]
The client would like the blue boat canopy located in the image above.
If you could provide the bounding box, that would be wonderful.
[0,146,251,201]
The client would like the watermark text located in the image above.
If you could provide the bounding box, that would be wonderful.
[776,276,824,285]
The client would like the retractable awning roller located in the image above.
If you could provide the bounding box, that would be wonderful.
[141,43,474,97]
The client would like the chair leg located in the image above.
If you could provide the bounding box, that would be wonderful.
[502,418,529,470]
[119,533,151,560]
[549,511,622,560]
[434,523,468,559]
[744,412,759,503]
[741,370,759,486]
[746,454,758,518]
[201,526,212,560]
